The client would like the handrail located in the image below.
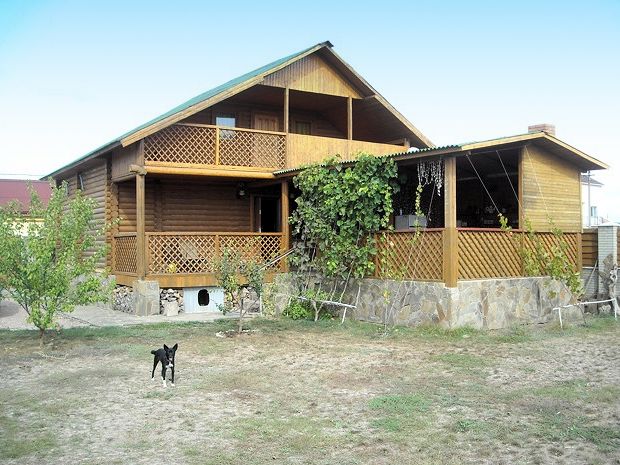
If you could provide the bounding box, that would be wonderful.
[145,231,283,237]
[176,123,287,137]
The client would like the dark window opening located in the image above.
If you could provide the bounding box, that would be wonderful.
[198,289,210,306]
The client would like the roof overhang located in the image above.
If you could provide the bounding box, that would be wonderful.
[273,131,608,177]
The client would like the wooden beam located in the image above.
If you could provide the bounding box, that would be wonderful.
[145,165,275,179]
[518,148,524,229]
[284,87,289,133]
[135,173,146,280]
[443,156,458,287]
[347,96,353,141]
[281,180,290,271]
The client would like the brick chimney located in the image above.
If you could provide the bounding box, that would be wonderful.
[528,123,556,136]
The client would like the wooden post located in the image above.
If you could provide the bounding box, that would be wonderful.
[346,96,353,158]
[135,172,146,280]
[443,156,458,287]
[215,127,221,166]
[518,147,524,229]
[347,96,353,140]
[281,179,290,271]
[284,87,289,134]
[577,232,583,271]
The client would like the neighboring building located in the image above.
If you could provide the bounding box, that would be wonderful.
[581,173,605,227]
[0,179,52,213]
[45,41,608,296]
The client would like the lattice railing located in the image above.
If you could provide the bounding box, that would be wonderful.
[458,229,579,280]
[144,124,217,164]
[143,124,286,169]
[146,232,283,275]
[458,229,522,279]
[219,128,286,168]
[375,230,444,281]
[113,233,138,275]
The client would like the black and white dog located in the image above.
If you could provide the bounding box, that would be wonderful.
[151,343,178,387]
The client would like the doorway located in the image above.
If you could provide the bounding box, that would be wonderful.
[254,196,280,232]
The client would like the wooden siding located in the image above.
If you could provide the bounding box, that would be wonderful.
[80,162,108,269]
[521,145,582,232]
[582,228,598,267]
[263,54,362,98]
[287,133,404,168]
[115,179,251,233]
[111,143,140,180]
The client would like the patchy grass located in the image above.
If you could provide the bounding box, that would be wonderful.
[0,316,618,464]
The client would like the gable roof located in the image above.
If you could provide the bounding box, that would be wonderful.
[46,41,432,179]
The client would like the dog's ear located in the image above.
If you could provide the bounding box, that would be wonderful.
[164,344,169,351]
[172,343,178,351]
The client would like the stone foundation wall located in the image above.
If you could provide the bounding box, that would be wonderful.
[269,274,575,329]
[112,283,185,316]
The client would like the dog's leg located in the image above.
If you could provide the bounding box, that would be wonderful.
[171,364,175,387]
[151,356,158,381]
[161,365,167,388]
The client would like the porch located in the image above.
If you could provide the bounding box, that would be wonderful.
[112,231,285,287]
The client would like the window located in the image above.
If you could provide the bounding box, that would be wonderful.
[590,206,598,218]
[294,120,312,135]
[215,114,236,127]
[216,113,236,139]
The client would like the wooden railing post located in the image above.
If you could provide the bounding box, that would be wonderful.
[443,156,458,287]
[215,126,221,166]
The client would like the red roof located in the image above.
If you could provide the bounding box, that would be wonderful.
[0,179,52,214]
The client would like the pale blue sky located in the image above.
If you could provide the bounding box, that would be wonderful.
[1,0,618,219]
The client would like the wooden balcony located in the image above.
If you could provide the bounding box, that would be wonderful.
[143,124,287,170]
[112,232,284,287]
[141,123,406,174]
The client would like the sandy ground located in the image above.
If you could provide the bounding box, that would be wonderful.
[0,315,618,464]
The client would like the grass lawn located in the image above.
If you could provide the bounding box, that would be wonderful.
[1,316,619,464]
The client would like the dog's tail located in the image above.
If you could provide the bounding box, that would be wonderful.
[150,350,157,355]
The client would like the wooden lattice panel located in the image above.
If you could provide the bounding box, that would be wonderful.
[524,232,579,271]
[144,125,216,164]
[146,233,283,275]
[219,234,282,271]
[219,129,286,169]
[113,234,137,275]
[376,231,443,281]
[458,230,522,279]
[148,234,217,274]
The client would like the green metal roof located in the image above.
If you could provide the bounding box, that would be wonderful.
[44,42,329,179]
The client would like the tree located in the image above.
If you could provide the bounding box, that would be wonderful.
[214,247,265,334]
[0,182,112,339]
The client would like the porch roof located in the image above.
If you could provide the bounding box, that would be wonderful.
[272,131,608,176]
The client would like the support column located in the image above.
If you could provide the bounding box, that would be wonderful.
[135,170,146,280]
[284,87,289,134]
[346,96,353,158]
[443,156,458,287]
[281,179,290,271]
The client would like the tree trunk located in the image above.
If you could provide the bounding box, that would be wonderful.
[237,297,244,334]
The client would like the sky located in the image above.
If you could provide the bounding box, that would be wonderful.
[0,0,619,220]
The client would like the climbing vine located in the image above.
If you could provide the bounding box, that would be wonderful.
[499,215,582,296]
[290,153,398,279]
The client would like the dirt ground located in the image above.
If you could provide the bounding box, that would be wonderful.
[1,317,619,465]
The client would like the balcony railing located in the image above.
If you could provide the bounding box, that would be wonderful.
[143,124,287,169]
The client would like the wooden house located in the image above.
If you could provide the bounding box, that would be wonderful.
[46,41,608,293]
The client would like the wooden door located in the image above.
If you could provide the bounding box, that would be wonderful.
[253,113,279,132]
